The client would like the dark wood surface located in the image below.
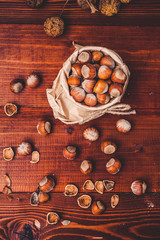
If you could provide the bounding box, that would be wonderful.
[0,1,160,239]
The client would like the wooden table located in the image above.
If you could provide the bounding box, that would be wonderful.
[0,0,160,239]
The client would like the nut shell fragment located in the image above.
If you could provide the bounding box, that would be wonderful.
[3,147,14,161]
[46,212,60,225]
[4,103,18,117]
[95,181,104,194]
[4,174,12,187]
[77,194,92,209]
[30,151,40,163]
[103,180,115,191]
[64,184,78,197]
[2,186,12,195]
[111,194,119,208]
[61,220,71,226]
[83,180,94,191]
[30,192,39,206]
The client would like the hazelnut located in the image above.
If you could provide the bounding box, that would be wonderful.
[91,201,105,215]
[17,142,32,156]
[4,103,18,117]
[30,192,39,206]
[94,80,108,94]
[30,151,40,164]
[46,212,60,225]
[77,194,92,209]
[83,180,95,191]
[93,64,100,71]
[97,93,110,104]
[39,175,55,193]
[111,194,119,208]
[84,93,97,107]
[116,119,131,133]
[64,184,78,197]
[103,180,115,191]
[81,64,97,79]
[112,68,126,84]
[70,87,86,102]
[131,180,147,195]
[27,73,40,88]
[72,63,82,76]
[10,79,24,93]
[106,158,121,175]
[78,51,91,64]
[80,160,93,174]
[37,120,51,135]
[100,55,115,69]
[38,191,50,203]
[98,65,112,80]
[68,75,81,87]
[109,83,123,98]
[95,181,104,194]
[63,145,77,160]
[83,127,99,142]
[101,141,117,154]
[82,79,96,93]
[2,186,12,195]
[92,51,103,63]
[3,147,14,161]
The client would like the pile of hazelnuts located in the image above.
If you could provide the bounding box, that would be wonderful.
[68,50,127,106]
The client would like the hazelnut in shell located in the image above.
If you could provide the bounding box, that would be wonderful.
[111,194,119,208]
[70,87,86,102]
[77,194,92,209]
[80,160,93,174]
[30,151,40,164]
[3,147,14,161]
[92,51,103,63]
[82,79,96,93]
[131,180,147,195]
[68,75,81,87]
[103,180,115,191]
[95,181,104,194]
[4,103,18,117]
[109,83,123,98]
[106,158,121,175]
[46,212,60,225]
[83,127,99,142]
[37,120,51,135]
[84,93,97,107]
[83,180,94,191]
[97,93,110,104]
[101,141,117,154]
[64,184,78,197]
[81,64,97,79]
[72,63,82,76]
[10,79,24,93]
[44,17,64,38]
[98,65,112,80]
[39,175,55,193]
[78,51,91,64]
[94,80,108,94]
[38,191,50,203]
[112,68,126,84]
[17,142,32,156]
[91,201,105,215]
[27,73,40,88]
[116,119,131,133]
[100,55,115,69]
[63,145,77,160]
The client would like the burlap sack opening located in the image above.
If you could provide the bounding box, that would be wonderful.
[46,42,136,124]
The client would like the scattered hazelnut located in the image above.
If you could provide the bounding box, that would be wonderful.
[103,180,115,191]
[97,93,110,104]
[82,79,96,93]
[72,63,82,76]
[81,64,97,79]
[39,175,55,193]
[83,179,95,191]
[77,194,92,209]
[91,201,105,215]
[111,194,119,208]
[4,103,18,117]
[116,119,131,133]
[10,79,24,93]
[98,65,112,80]
[109,83,123,98]
[131,180,147,195]
[106,158,121,175]
[80,160,93,174]
[100,55,115,69]
[70,87,86,102]
[95,181,104,194]
[78,51,91,64]
[37,120,51,135]
[68,75,81,87]
[27,73,40,88]
[4,174,12,187]
[64,184,78,197]
[83,127,99,141]
[92,51,103,63]
[38,191,50,203]
[30,192,39,206]
[44,17,64,38]
[46,212,60,225]
[17,142,32,156]
[94,80,108,94]
[112,68,126,84]
[2,186,12,195]
[63,146,77,160]
[84,93,97,107]
[30,151,40,164]
[3,147,14,161]
[101,141,117,154]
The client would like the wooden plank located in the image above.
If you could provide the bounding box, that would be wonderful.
[0,0,159,26]
[0,193,159,239]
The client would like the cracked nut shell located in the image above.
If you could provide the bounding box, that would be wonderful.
[44,17,64,38]
[77,194,92,208]
[64,184,78,197]
[83,180,94,191]
[95,181,104,194]
[4,103,18,117]
[103,180,115,191]
[47,212,60,224]
[91,200,105,215]
[30,192,39,206]
[30,151,40,164]
[111,194,119,208]
[3,147,14,161]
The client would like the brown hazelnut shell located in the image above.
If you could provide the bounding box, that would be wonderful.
[39,175,55,193]
[63,146,77,160]
[91,201,105,215]
[106,158,121,175]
